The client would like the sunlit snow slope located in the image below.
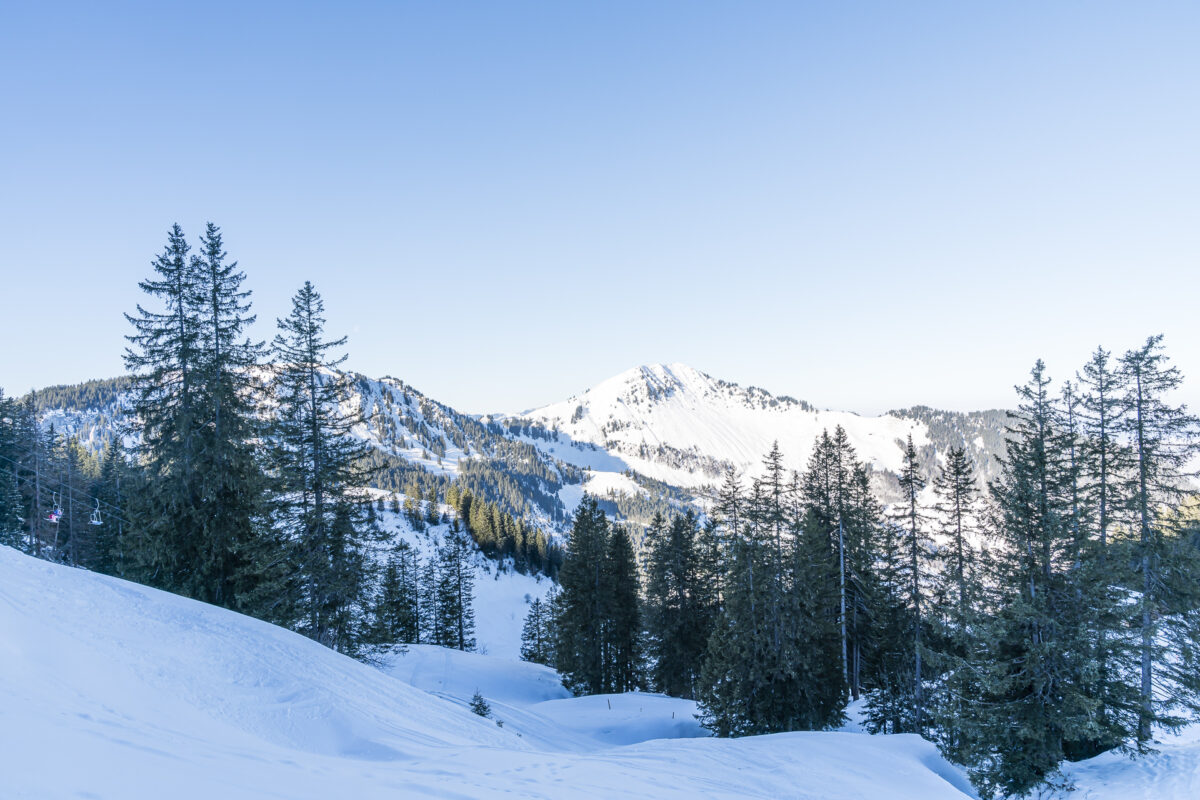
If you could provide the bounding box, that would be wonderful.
[515,363,928,490]
[0,546,979,800]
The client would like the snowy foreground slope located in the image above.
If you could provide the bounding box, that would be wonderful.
[0,546,978,800]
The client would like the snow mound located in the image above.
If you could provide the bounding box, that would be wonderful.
[0,546,978,799]
[383,643,570,707]
[528,692,707,746]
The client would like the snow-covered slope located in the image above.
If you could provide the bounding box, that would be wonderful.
[0,545,981,800]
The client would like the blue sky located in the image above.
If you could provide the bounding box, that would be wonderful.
[1,1,1197,414]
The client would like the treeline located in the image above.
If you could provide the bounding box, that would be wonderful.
[366,445,573,532]
[29,376,133,414]
[533,336,1200,798]
[446,484,562,577]
[359,453,563,577]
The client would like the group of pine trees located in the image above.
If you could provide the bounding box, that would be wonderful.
[533,336,1200,798]
[369,531,477,651]
[550,496,643,694]
[0,224,476,657]
[447,484,562,576]
[955,341,1200,796]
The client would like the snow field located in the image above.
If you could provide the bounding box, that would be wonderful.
[0,545,980,799]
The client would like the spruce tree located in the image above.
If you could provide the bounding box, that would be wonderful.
[122,224,205,589]
[801,428,875,700]
[970,361,1098,797]
[1075,346,1139,754]
[270,281,375,653]
[0,390,25,549]
[371,541,420,646]
[602,524,642,692]
[643,510,709,698]
[926,445,983,762]
[192,222,273,609]
[866,435,933,733]
[698,445,844,735]
[1118,335,1200,744]
[697,476,775,735]
[469,690,491,718]
[435,530,476,651]
[417,554,438,645]
[86,442,129,576]
[520,596,554,665]
[122,223,274,608]
[555,496,611,695]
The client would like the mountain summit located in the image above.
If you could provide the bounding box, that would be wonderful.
[513,362,965,492]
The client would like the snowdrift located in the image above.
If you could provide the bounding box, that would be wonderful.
[0,546,979,799]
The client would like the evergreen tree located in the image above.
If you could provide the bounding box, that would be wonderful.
[866,435,934,733]
[417,554,438,645]
[191,222,273,610]
[122,224,205,589]
[425,485,440,525]
[602,524,642,692]
[0,390,25,549]
[969,361,1098,797]
[697,475,774,735]
[801,428,876,700]
[371,541,421,646]
[520,596,555,666]
[10,396,46,556]
[643,510,710,698]
[1075,346,1139,754]
[555,496,612,695]
[698,445,844,735]
[270,281,375,653]
[469,690,491,718]
[1118,335,1200,744]
[926,446,983,762]
[435,530,476,651]
[54,436,95,567]
[122,223,273,608]
[87,442,129,576]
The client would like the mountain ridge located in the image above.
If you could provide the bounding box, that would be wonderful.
[24,363,1011,532]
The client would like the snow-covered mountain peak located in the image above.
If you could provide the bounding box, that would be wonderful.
[578,362,722,407]
[514,363,925,493]
[555,362,813,420]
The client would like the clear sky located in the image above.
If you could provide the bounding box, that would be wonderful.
[1,1,1197,415]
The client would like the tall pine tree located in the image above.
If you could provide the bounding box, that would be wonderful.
[271,281,375,653]
[1119,335,1200,744]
